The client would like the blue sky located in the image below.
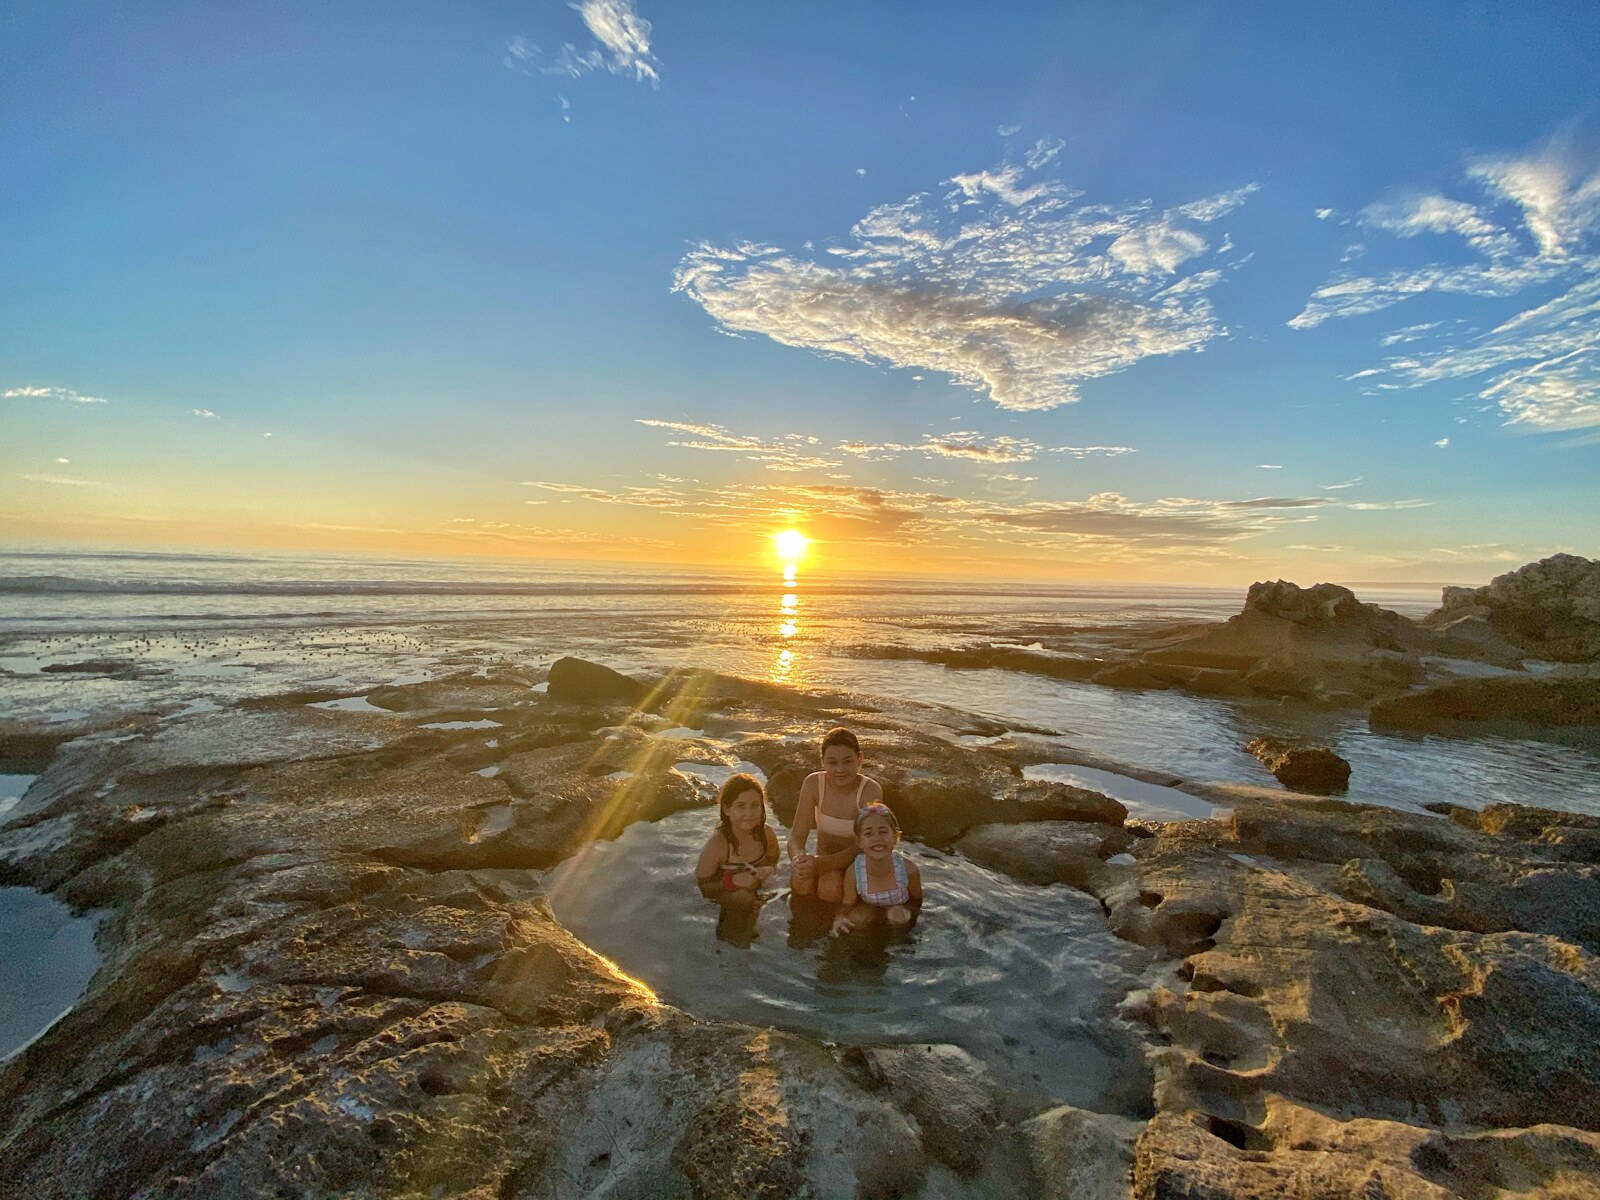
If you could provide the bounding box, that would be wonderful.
[3,1,1598,582]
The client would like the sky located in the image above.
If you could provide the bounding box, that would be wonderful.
[3,1,1598,584]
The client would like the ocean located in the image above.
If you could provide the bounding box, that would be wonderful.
[2,547,1598,817]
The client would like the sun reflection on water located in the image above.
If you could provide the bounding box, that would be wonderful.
[771,566,803,683]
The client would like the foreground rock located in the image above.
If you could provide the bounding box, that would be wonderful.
[2,658,1599,1197]
[1246,737,1351,793]
[1426,552,1600,663]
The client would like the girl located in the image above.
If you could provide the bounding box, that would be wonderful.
[831,802,921,935]
[695,773,780,895]
[788,727,883,904]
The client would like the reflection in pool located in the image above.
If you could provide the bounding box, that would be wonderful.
[548,807,1155,1115]
[0,886,99,1062]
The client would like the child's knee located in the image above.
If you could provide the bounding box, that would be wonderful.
[887,905,910,926]
[818,871,844,904]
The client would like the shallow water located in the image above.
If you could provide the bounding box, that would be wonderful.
[0,886,99,1061]
[547,807,1156,1114]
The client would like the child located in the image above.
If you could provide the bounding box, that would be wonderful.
[695,773,780,895]
[788,727,883,904]
[832,802,921,935]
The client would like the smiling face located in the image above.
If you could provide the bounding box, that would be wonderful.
[724,789,765,835]
[820,744,862,789]
[855,811,898,859]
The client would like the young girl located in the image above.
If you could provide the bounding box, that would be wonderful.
[831,802,922,935]
[788,727,884,904]
[695,773,780,895]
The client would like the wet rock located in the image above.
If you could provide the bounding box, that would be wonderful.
[1246,737,1351,793]
[957,821,1132,890]
[993,779,1128,826]
[1021,1104,1142,1200]
[847,1044,1007,1176]
[1426,552,1600,662]
[1370,674,1600,743]
[546,656,650,706]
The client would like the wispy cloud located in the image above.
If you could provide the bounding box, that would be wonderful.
[22,473,103,486]
[635,418,836,471]
[644,418,1133,467]
[675,156,1257,411]
[522,479,685,508]
[504,0,659,88]
[1295,139,1600,431]
[190,408,217,419]
[6,385,107,404]
[1320,477,1363,490]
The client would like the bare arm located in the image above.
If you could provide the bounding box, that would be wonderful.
[788,773,818,860]
[906,858,923,908]
[831,864,865,934]
[695,832,726,884]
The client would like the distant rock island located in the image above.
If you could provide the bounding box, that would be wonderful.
[1,557,1598,1196]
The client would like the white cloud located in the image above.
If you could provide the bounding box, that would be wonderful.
[1360,193,1517,258]
[6,385,107,404]
[1257,464,1283,469]
[55,457,70,463]
[190,408,217,419]
[575,0,659,82]
[1176,183,1260,222]
[1346,499,1433,510]
[675,159,1256,411]
[997,122,1022,138]
[1320,477,1362,490]
[1314,208,1334,221]
[855,167,867,178]
[22,473,103,486]
[504,0,659,89]
[1434,437,1450,448]
[1297,139,1600,431]
[1025,137,1064,170]
[636,418,837,471]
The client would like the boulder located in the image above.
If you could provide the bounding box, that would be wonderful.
[956,821,1133,890]
[1246,738,1351,793]
[546,656,650,706]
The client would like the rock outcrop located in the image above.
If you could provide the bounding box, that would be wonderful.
[1426,553,1600,663]
[1370,673,1600,744]
[1093,581,1435,705]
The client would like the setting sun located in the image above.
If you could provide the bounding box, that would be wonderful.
[773,529,809,563]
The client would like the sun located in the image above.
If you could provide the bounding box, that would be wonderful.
[772,529,809,563]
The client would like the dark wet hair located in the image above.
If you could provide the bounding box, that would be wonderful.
[853,802,900,837]
[716,772,767,849]
[821,726,860,756]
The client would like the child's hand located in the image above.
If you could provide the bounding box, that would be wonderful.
[830,912,854,937]
[886,905,912,928]
[730,870,756,890]
[753,866,775,886]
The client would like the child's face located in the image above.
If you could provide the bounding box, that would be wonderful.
[726,790,765,833]
[821,745,861,786]
[856,812,897,857]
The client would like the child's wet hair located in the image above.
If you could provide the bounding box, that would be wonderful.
[715,773,767,847]
[821,726,860,756]
[853,801,900,837]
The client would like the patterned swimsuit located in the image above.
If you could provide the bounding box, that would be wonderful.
[854,852,911,907]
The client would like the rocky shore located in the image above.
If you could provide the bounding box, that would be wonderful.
[2,652,1599,1198]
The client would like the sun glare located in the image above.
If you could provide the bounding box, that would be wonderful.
[773,529,809,563]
